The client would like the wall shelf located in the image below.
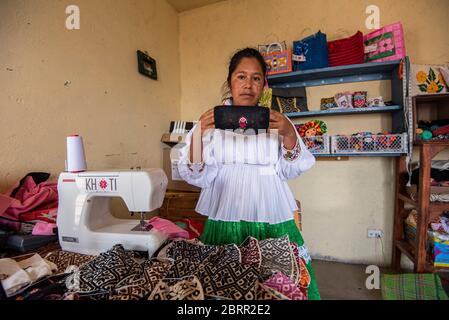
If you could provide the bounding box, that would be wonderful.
[267,58,408,158]
[315,152,406,157]
[284,105,402,119]
[268,59,401,88]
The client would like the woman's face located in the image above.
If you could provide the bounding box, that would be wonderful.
[230,57,264,106]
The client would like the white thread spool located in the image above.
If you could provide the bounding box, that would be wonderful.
[66,134,87,172]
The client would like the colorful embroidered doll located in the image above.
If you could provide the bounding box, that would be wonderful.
[298,120,327,138]
[297,120,327,151]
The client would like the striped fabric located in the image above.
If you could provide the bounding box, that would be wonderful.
[327,31,364,67]
[381,273,449,300]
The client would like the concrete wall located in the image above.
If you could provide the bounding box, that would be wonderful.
[0,0,180,195]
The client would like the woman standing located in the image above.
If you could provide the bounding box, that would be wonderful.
[178,47,320,300]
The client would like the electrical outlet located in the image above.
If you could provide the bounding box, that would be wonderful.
[367,229,383,238]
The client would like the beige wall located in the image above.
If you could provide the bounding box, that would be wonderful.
[178,0,449,265]
[0,0,180,197]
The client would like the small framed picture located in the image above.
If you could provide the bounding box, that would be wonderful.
[137,50,157,80]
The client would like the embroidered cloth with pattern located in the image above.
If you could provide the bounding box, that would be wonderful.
[7,236,311,300]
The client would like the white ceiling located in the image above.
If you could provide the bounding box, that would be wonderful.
[167,0,226,13]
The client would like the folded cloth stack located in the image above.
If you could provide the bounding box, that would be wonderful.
[0,254,58,297]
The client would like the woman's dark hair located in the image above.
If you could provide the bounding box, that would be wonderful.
[221,47,267,102]
[227,48,267,86]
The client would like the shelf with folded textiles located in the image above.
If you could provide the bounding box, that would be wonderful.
[393,141,449,273]
[412,94,449,143]
[397,192,449,221]
[395,239,449,273]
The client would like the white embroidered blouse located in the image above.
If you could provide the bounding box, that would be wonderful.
[177,119,315,224]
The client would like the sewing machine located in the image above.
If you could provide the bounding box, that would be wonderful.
[56,169,168,255]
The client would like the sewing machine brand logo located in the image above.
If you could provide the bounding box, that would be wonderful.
[85,177,117,192]
[99,179,108,190]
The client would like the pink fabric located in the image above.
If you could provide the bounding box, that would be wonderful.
[0,176,58,230]
[0,194,12,214]
[264,272,307,300]
[32,222,57,235]
[168,218,204,239]
[148,216,189,239]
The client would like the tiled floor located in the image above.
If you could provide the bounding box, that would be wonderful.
[312,259,384,300]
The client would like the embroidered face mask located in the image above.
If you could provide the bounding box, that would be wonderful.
[197,261,258,300]
[264,272,307,300]
[259,235,295,280]
[148,275,204,300]
[239,236,262,269]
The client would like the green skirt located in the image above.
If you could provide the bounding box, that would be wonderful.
[200,218,321,300]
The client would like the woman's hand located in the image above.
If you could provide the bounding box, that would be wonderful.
[198,108,215,136]
[190,108,215,163]
[269,110,295,137]
[269,109,298,150]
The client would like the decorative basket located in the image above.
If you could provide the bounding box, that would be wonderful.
[330,133,408,154]
[302,135,330,154]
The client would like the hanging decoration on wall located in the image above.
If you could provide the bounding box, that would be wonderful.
[137,50,157,80]
[410,64,448,96]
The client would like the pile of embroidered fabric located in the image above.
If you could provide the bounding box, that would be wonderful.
[2,235,312,300]
[408,161,449,203]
